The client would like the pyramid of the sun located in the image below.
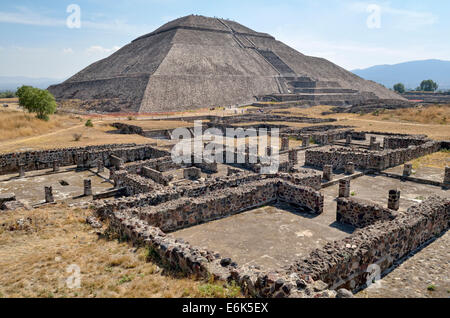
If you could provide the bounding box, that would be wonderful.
[49,15,405,113]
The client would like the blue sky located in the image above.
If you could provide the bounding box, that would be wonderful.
[0,0,449,79]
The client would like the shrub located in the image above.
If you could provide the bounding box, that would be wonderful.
[85,119,94,127]
[73,133,83,141]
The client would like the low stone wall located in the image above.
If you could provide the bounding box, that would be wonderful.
[142,167,170,186]
[97,171,322,219]
[0,143,169,175]
[122,156,181,175]
[108,210,218,277]
[133,180,279,232]
[289,195,449,291]
[104,207,333,298]
[277,181,324,214]
[383,135,429,149]
[310,129,353,145]
[0,144,132,175]
[114,170,164,196]
[128,179,323,232]
[305,141,441,171]
[336,197,397,228]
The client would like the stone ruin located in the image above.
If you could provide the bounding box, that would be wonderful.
[0,119,448,299]
[48,15,405,113]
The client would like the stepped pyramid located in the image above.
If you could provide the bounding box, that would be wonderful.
[49,14,405,113]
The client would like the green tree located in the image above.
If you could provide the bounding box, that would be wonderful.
[16,85,57,120]
[419,80,438,92]
[393,83,405,94]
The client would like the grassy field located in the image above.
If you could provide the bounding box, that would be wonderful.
[0,109,82,143]
[0,110,170,153]
[0,204,241,298]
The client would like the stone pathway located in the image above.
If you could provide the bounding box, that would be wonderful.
[357,230,449,298]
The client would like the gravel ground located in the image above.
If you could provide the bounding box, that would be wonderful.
[357,230,449,298]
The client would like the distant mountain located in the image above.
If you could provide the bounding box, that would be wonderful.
[352,59,450,90]
[0,76,64,91]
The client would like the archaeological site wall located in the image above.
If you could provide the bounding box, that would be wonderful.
[336,197,397,228]
[0,143,169,175]
[289,195,449,292]
[305,140,441,171]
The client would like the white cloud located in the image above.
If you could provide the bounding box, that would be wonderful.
[0,7,155,34]
[62,48,74,54]
[0,7,64,27]
[85,45,121,55]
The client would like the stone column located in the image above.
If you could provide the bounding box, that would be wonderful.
[345,162,355,175]
[323,165,333,181]
[370,142,380,151]
[346,134,352,145]
[245,144,250,164]
[388,189,400,211]
[281,137,289,151]
[97,160,104,173]
[403,164,412,177]
[184,167,201,180]
[45,186,54,203]
[53,161,60,173]
[328,134,335,145]
[302,136,310,148]
[338,179,350,198]
[76,154,84,170]
[288,150,298,165]
[18,165,25,178]
[444,166,450,187]
[84,179,92,196]
[109,166,115,180]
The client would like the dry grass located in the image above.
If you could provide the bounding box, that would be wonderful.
[0,120,159,153]
[0,98,18,103]
[0,204,241,298]
[0,110,68,141]
[362,105,450,125]
[409,149,450,170]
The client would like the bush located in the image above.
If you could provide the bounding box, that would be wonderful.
[16,86,57,121]
[85,119,93,127]
[73,133,83,141]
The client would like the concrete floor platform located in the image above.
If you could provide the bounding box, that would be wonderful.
[0,166,113,206]
[172,201,353,271]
